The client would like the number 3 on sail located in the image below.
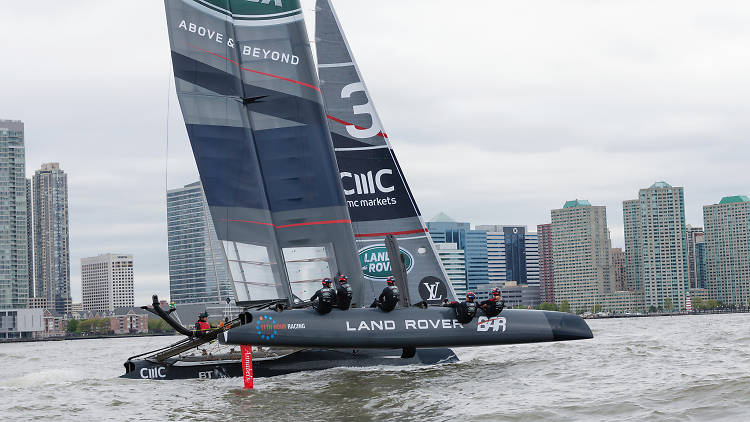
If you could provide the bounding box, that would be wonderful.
[341,82,383,139]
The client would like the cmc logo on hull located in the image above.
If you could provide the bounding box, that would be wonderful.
[358,245,413,280]
[341,169,394,196]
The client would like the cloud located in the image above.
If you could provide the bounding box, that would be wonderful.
[1,0,749,303]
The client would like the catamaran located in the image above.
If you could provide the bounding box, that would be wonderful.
[122,0,592,381]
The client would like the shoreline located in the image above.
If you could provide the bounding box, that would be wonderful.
[583,309,750,319]
[0,332,179,344]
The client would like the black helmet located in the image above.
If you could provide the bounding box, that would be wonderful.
[466,292,476,301]
[386,276,395,285]
[491,287,501,296]
[322,278,332,286]
[339,274,348,283]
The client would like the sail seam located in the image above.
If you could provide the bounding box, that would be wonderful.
[190,45,321,92]
[326,115,388,138]
[354,228,428,238]
[221,218,351,229]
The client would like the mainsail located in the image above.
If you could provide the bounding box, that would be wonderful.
[164,0,365,306]
[315,0,457,304]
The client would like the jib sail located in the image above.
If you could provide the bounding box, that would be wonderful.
[164,0,364,306]
[315,0,457,304]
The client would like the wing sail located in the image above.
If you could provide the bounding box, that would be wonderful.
[315,0,457,304]
[165,0,365,306]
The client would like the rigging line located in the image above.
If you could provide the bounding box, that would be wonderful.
[164,63,171,204]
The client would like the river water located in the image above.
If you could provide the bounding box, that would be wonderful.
[1,313,748,421]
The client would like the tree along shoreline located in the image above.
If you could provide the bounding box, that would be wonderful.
[0,332,179,344]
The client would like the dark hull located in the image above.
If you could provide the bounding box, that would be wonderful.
[221,308,593,348]
[121,348,458,380]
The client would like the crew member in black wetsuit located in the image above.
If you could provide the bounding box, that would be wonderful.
[445,292,478,324]
[373,276,399,312]
[310,278,335,315]
[335,274,353,310]
[479,287,505,317]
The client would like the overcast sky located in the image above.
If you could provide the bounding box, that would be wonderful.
[2,1,749,305]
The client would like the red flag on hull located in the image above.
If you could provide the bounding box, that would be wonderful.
[241,345,253,389]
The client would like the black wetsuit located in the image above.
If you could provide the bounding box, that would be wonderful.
[446,300,477,324]
[310,287,335,314]
[479,297,505,317]
[336,283,353,310]
[377,285,400,312]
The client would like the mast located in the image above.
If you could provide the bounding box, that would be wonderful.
[315,0,457,304]
[164,0,365,307]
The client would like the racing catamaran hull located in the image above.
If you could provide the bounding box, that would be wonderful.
[121,348,458,380]
[219,308,593,348]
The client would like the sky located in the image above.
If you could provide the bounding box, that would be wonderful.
[1,0,749,305]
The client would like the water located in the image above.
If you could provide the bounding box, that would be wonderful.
[2,313,749,421]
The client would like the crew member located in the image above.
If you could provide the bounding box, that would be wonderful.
[445,292,478,324]
[479,287,505,317]
[310,278,335,315]
[336,274,353,310]
[373,276,399,312]
[194,312,211,332]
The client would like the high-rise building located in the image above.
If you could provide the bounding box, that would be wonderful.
[537,223,554,304]
[0,120,30,309]
[32,162,72,313]
[623,182,688,310]
[685,225,705,290]
[611,248,626,291]
[476,224,540,305]
[25,178,33,298]
[434,243,467,297]
[703,196,750,306]
[167,182,232,304]
[427,213,489,290]
[551,199,613,312]
[81,254,135,312]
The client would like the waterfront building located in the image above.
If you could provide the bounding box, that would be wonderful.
[427,213,489,290]
[32,163,72,313]
[611,248,626,291]
[685,225,706,290]
[167,182,232,305]
[703,196,750,306]
[110,308,149,334]
[434,243,467,297]
[71,302,83,313]
[551,199,614,312]
[81,254,135,312]
[537,223,554,304]
[0,120,30,309]
[623,182,688,310]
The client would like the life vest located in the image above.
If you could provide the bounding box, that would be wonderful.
[341,284,353,299]
[319,287,334,304]
[197,321,210,331]
[388,285,400,302]
[466,301,477,318]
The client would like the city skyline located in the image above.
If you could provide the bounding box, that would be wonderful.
[2,0,750,305]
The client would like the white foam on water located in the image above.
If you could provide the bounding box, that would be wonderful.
[0,368,83,388]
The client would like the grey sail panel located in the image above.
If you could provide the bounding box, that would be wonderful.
[165,0,365,306]
[315,0,457,304]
